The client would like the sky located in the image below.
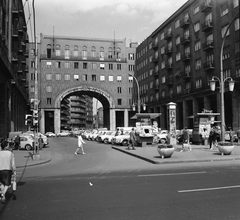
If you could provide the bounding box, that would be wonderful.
[24,0,188,44]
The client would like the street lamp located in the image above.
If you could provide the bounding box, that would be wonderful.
[128,73,146,113]
[208,10,239,141]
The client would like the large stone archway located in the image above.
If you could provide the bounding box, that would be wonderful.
[47,86,119,134]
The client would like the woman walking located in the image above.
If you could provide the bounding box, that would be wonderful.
[75,134,86,155]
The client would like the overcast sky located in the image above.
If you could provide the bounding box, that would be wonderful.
[25,0,188,44]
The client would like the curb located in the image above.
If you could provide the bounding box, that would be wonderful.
[16,158,52,168]
[112,146,240,164]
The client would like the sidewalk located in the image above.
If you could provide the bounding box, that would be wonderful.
[112,143,240,164]
[13,148,52,168]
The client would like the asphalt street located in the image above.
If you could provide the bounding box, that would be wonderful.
[0,137,240,220]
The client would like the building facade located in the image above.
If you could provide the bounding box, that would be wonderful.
[135,0,240,131]
[0,0,29,138]
[28,34,137,134]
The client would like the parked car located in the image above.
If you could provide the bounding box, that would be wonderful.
[45,132,56,137]
[112,130,131,146]
[100,131,116,144]
[57,130,70,137]
[13,135,34,151]
[22,132,49,147]
[156,130,168,144]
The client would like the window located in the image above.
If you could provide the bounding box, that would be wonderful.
[176,52,181,61]
[129,53,134,60]
[64,62,70,68]
[184,29,190,38]
[196,79,202,89]
[46,62,52,68]
[92,63,97,69]
[47,44,52,58]
[55,62,61,68]
[109,76,113,81]
[236,69,240,78]
[31,61,35,68]
[82,49,87,59]
[74,62,79,69]
[100,49,104,60]
[185,47,190,56]
[185,65,191,75]
[235,18,240,31]
[193,5,199,15]
[160,32,164,40]
[117,87,122,93]
[100,75,105,81]
[47,98,52,105]
[206,34,213,44]
[222,25,230,38]
[109,63,113,70]
[233,0,239,8]
[46,85,52,92]
[195,40,201,51]
[56,45,61,56]
[108,48,113,59]
[74,75,79,80]
[100,63,105,70]
[220,3,228,17]
[74,46,78,57]
[195,59,201,70]
[186,82,191,90]
[175,19,180,29]
[117,64,121,70]
[207,54,214,65]
[92,75,96,81]
[82,74,87,81]
[176,36,180,46]
[129,76,133,83]
[64,74,70,80]
[117,75,122,82]
[162,90,166,98]
[194,22,200,32]
[161,46,165,55]
[31,73,35,80]
[177,85,182,94]
[65,46,70,59]
[235,41,240,54]
[30,85,34,93]
[91,47,96,58]
[83,63,87,69]
[117,99,122,105]
[223,69,231,79]
[129,65,134,71]
[161,61,165,69]
[46,73,52,80]
[55,73,61,80]
[162,75,166,84]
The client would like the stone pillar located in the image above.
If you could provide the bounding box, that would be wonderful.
[39,109,45,134]
[167,102,177,145]
[54,108,61,134]
[110,109,116,131]
[124,109,129,127]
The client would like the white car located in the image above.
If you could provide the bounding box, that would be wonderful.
[22,132,49,147]
[57,131,70,137]
[100,131,116,144]
[16,135,34,151]
[112,131,131,146]
[156,130,168,143]
[45,132,56,137]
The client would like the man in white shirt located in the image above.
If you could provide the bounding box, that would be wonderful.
[0,141,16,203]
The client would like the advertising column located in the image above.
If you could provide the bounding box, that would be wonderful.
[167,102,177,145]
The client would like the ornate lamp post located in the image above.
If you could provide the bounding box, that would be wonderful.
[209,11,239,141]
[128,74,146,113]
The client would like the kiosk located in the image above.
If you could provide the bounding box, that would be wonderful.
[192,109,220,145]
[131,113,161,147]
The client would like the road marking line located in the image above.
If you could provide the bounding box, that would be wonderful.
[138,171,206,177]
[179,185,240,193]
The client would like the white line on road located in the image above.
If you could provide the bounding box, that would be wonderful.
[138,171,206,177]
[179,185,240,193]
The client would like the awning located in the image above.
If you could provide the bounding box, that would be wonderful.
[131,113,162,119]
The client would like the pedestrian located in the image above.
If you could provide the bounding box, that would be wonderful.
[237,127,240,144]
[229,127,233,143]
[128,128,136,150]
[75,134,86,155]
[14,135,20,150]
[180,127,192,152]
[209,126,216,150]
[38,135,44,150]
[0,140,16,203]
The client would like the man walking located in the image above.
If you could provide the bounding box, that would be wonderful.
[180,127,192,152]
[75,134,86,155]
[128,128,136,150]
[14,135,21,150]
[0,141,16,203]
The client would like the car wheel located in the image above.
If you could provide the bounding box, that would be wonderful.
[122,140,129,146]
[103,138,108,144]
[25,144,32,151]
[159,138,167,144]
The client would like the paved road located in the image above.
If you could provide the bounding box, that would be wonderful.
[1,138,240,220]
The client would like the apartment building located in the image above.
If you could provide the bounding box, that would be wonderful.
[135,0,240,131]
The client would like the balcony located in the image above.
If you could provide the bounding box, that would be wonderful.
[181,53,191,62]
[202,20,213,32]
[201,1,212,12]
[152,55,159,63]
[184,89,191,94]
[164,32,172,40]
[12,52,18,63]
[181,35,190,45]
[165,47,173,55]
[153,70,159,77]
[180,17,190,28]
[168,77,173,85]
[154,84,160,90]
[203,61,214,70]
[183,71,191,79]
[166,62,173,70]
[152,42,158,49]
[203,41,214,51]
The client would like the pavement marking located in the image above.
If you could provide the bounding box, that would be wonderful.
[179,185,240,193]
[138,171,206,177]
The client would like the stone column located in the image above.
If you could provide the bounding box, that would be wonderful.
[167,102,177,145]
[110,109,116,131]
[124,109,129,127]
[54,108,61,134]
